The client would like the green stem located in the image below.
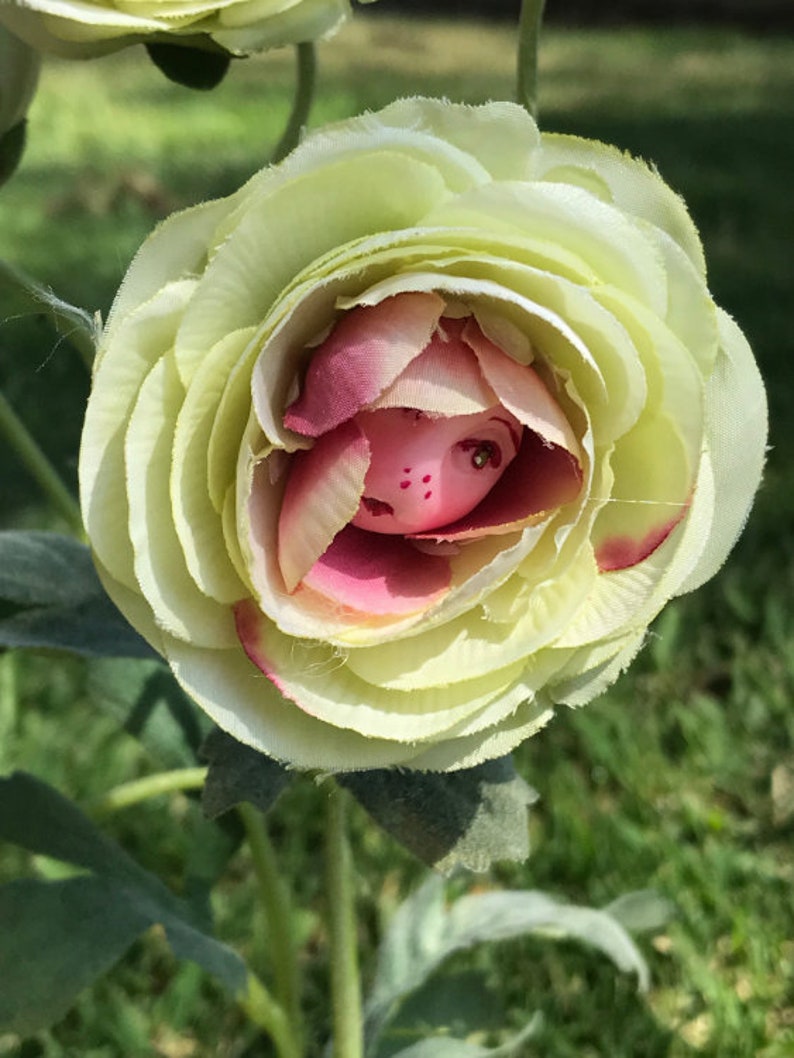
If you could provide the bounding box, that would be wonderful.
[238,803,304,1055]
[516,0,546,121]
[0,258,96,371]
[91,767,208,817]
[240,971,302,1058]
[0,389,83,533]
[271,42,317,164]
[0,652,18,772]
[92,774,303,1058]
[326,784,362,1058]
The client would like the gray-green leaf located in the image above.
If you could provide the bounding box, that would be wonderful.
[0,772,246,1033]
[385,1014,542,1058]
[364,876,651,1053]
[339,756,537,874]
[200,727,291,819]
[88,657,209,769]
[0,531,154,659]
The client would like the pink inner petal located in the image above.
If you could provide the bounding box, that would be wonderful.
[464,317,581,457]
[277,420,370,591]
[411,429,583,542]
[302,524,452,615]
[368,318,498,415]
[283,292,445,438]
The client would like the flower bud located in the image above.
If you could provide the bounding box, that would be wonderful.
[0,26,40,185]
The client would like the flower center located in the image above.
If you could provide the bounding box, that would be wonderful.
[351,406,522,535]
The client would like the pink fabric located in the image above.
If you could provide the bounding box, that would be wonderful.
[465,318,580,456]
[368,318,497,413]
[302,524,452,615]
[258,293,587,626]
[283,292,444,437]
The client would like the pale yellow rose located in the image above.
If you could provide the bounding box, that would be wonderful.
[79,99,767,772]
[0,0,355,57]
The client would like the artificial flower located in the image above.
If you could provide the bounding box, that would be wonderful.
[80,99,767,771]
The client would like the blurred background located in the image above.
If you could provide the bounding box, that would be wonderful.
[373,0,794,28]
[1,3,793,1057]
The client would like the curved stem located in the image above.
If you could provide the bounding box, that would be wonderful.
[240,971,302,1058]
[516,0,546,121]
[91,766,208,817]
[326,784,362,1058]
[0,389,84,534]
[271,42,317,164]
[0,259,96,371]
[238,803,304,1055]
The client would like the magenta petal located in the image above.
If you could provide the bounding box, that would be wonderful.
[302,525,452,615]
[595,509,687,572]
[284,292,445,437]
[411,429,583,541]
[234,598,282,686]
[277,420,370,591]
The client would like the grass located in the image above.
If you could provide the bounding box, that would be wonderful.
[1,13,794,1058]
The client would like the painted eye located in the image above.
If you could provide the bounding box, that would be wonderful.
[458,439,502,470]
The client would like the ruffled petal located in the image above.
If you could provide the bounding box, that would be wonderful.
[234,597,537,741]
[283,292,444,437]
[277,420,370,592]
[125,353,237,647]
[463,316,581,457]
[677,309,768,594]
[592,413,691,572]
[367,317,498,416]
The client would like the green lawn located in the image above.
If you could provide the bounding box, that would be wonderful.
[1,15,793,1058]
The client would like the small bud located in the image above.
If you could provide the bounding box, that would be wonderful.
[0,26,40,186]
[0,26,40,135]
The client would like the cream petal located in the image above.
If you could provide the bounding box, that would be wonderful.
[125,352,236,647]
[235,598,528,741]
[171,328,254,603]
[276,422,370,591]
[535,131,707,278]
[80,281,196,594]
[677,309,768,594]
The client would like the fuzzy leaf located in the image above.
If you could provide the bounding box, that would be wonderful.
[385,1015,542,1058]
[364,876,650,1052]
[338,756,537,874]
[0,771,246,1033]
[200,727,292,820]
[376,970,505,1058]
[88,657,209,769]
[604,889,675,933]
[0,531,155,659]
[0,876,152,1034]
[0,260,97,361]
